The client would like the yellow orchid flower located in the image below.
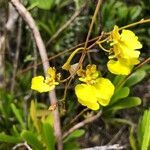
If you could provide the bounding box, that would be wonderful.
[75,65,115,110]
[108,25,142,75]
[31,67,60,93]
[31,76,56,93]
[110,26,142,58]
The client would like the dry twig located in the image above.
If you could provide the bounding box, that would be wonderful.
[13,142,32,150]
[80,144,125,150]
[63,110,102,139]
[10,0,63,149]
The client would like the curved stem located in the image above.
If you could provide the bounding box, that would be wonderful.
[62,47,84,70]
[63,110,102,139]
[98,43,110,52]
[10,0,63,149]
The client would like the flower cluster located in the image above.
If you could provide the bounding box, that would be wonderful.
[107,26,142,75]
[75,65,115,110]
[31,67,60,93]
[30,25,143,111]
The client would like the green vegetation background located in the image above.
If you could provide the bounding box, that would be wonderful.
[0,0,149,149]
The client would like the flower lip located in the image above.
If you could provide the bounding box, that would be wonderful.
[31,67,60,93]
[75,76,115,110]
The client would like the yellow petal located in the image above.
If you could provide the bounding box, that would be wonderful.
[117,44,140,60]
[107,60,132,75]
[86,102,100,110]
[75,84,99,110]
[78,98,100,110]
[111,25,120,42]
[121,30,142,50]
[31,76,55,93]
[47,67,56,78]
[94,78,115,106]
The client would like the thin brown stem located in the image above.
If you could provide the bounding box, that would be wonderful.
[17,37,98,75]
[10,0,63,149]
[84,0,103,50]
[70,108,89,125]
[63,110,102,139]
[134,57,150,71]
[119,18,150,30]
[61,0,103,95]
[84,0,103,64]
[17,18,150,82]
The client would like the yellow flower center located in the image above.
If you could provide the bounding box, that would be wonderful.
[77,64,99,84]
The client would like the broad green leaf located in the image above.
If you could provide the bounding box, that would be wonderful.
[124,70,146,87]
[106,97,141,111]
[0,133,22,143]
[63,141,79,150]
[11,103,25,129]
[42,122,55,150]
[110,87,130,105]
[29,0,55,10]
[63,129,85,143]
[112,75,126,86]
[21,130,44,150]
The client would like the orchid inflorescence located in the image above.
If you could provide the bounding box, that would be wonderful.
[31,26,142,110]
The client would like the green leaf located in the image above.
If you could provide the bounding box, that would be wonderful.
[106,97,141,111]
[21,130,44,150]
[129,127,137,150]
[142,111,150,150]
[0,90,13,119]
[12,125,20,136]
[24,55,34,63]
[138,110,150,150]
[63,141,80,150]
[29,0,55,10]
[64,129,85,143]
[124,70,146,87]
[11,103,25,129]
[112,75,126,86]
[0,133,22,143]
[30,100,40,132]
[129,6,142,21]
[42,122,55,150]
[38,21,51,35]
[110,87,130,105]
